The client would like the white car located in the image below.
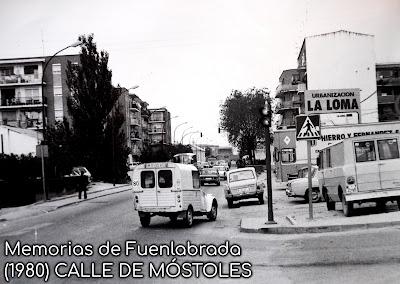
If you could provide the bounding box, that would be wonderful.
[286,166,321,203]
[214,165,228,180]
[224,167,265,208]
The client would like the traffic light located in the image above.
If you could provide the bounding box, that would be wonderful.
[259,104,270,127]
[200,132,203,137]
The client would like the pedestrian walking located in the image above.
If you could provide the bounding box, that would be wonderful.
[78,171,88,199]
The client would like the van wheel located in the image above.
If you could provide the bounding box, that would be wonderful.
[139,213,151,227]
[207,201,218,221]
[376,200,386,212]
[324,191,335,210]
[169,215,177,223]
[227,199,233,208]
[184,206,194,227]
[341,195,353,217]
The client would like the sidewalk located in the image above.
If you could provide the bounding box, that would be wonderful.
[242,173,400,234]
[0,182,131,222]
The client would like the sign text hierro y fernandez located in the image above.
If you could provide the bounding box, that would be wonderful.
[304,88,361,115]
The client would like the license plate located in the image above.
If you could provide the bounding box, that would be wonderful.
[206,178,212,180]
[240,188,249,193]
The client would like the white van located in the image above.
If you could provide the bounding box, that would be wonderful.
[131,162,218,227]
[318,134,400,216]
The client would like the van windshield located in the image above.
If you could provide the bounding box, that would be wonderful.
[229,170,255,182]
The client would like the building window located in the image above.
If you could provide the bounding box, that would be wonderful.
[281,148,296,163]
[0,66,14,76]
[24,65,38,75]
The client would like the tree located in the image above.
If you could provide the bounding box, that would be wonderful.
[62,34,128,182]
[220,87,269,164]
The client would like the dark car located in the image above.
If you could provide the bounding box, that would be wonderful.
[200,168,220,186]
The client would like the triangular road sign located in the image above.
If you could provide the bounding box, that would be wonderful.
[296,116,320,140]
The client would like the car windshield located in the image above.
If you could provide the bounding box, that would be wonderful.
[304,168,317,178]
[201,169,217,175]
[229,170,255,182]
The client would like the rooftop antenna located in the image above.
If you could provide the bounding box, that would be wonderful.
[41,28,45,56]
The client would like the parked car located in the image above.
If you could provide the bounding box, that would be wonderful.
[69,166,92,182]
[200,168,220,186]
[286,166,321,203]
[213,165,228,180]
[224,167,264,208]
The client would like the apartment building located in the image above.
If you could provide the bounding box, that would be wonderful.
[0,55,80,132]
[273,30,400,181]
[148,108,171,145]
[376,63,400,121]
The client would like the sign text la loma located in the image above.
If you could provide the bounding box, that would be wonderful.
[304,88,361,117]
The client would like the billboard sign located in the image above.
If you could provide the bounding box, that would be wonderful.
[305,88,360,115]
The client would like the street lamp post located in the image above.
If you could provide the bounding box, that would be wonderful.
[180,126,193,144]
[173,122,188,144]
[40,40,83,201]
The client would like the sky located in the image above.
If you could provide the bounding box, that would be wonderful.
[1,0,399,146]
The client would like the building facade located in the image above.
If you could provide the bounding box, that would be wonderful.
[0,55,80,132]
[273,30,400,181]
[148,108,171,145]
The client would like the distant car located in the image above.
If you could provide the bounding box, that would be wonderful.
[286,166,321,203]
[213,165,228,180]
[224,167,264,208]
[70,166,92,182]
[200,168,220,186]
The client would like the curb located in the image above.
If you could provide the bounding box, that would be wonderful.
[240,219,400,234]
[56,186,131,209]
[36,183,129,204]
[0,185,131,222]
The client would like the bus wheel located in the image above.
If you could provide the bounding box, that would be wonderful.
[341,195,353,217]
[139,213,151,227]
[184,206,194,227]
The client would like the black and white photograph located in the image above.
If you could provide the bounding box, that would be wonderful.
[1,0,400,283]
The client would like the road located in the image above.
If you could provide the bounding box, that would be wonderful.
[1,182,400,283]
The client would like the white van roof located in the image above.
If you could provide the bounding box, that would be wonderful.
[136,162,198,172]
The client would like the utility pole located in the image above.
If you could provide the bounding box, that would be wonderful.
[259,94,276,224]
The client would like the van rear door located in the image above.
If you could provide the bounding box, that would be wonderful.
[376,138,400,189]
[139,170,157,207]
[354,140,381,192]
[156,169,176,207]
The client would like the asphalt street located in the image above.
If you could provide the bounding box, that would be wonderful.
[1,182,400,283]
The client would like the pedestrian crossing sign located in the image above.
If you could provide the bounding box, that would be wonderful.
[296,115,320,140]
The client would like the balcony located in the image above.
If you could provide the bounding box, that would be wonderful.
[275,83,306,98]
[0,119,43,129]
[130,132,142,141]
[130,118,140,126]
[130,102,140,111]
[377,77,400,86]
[0,96,46,109]
[378,94,396,104]
[275,100,299,114]
[149,128,165,134]
[0,74,41,86]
